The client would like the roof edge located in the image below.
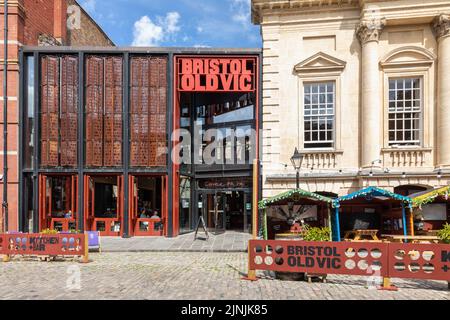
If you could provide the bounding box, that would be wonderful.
[73,0,115,46]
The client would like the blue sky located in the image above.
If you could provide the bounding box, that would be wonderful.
[78,0,262,48]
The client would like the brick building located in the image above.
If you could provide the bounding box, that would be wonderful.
[1,0,114,231]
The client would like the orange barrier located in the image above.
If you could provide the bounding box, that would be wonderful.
[0,233,89,263]
[247,240,450,290]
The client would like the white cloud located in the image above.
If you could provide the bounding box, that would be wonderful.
[197,26,204,33]
[132,12,181,47]
[229,0,251,27]
[194,44,211,48]
[163,12,181,34]
[132,16,164,46]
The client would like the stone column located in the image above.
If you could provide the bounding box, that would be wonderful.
[433,15,450,168]
[356,18,386,169]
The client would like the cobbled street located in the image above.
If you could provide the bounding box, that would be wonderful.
[0,252,448,300]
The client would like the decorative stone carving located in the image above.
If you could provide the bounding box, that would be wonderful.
[356,18,386,44]
[432,14,450,40]
[38,34,61,47]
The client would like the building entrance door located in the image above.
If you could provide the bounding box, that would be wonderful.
[198,190,251,233]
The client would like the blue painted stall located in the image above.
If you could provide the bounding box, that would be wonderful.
[331,187,413,242]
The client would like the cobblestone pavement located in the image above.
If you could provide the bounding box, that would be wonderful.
[0,252,448,300]
[101,231,251,252]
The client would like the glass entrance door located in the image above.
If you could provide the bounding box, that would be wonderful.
[213,192,226,233]
[201,192,226,234]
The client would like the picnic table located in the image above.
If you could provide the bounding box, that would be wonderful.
[344,229,379,241]
[382,235,440,244]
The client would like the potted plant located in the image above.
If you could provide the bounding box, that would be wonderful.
[40,229,58,235]
[437,223,450,244]
[301,225,331,283]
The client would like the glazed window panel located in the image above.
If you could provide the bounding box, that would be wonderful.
[388,78,421,146]
[85,56,123,167]
[130,56,167,167]
[24,56,35,170]
[304,82,335,149]
[40,55,78,168]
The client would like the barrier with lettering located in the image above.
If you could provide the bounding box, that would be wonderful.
[0,233,89,263]
[247,240,450,286]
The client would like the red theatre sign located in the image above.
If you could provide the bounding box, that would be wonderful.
[177,57,256,92]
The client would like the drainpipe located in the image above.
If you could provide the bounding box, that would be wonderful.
[2,0,8,232]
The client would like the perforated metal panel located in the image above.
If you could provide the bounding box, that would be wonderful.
[130,56,167,167]
[40,55,78,168]
[85,55,123,167]
[60,56,79,166]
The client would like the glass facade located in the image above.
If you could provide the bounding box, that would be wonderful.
[24,56,35,170]
[20,51,260,238]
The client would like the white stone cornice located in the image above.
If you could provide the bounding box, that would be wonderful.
[432,14,450,40]
[356,17,386,44]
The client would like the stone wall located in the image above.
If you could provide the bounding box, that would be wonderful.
[252,0,450,198]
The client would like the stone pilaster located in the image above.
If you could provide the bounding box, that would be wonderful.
[433,14,450,168]
[356,18,386,169]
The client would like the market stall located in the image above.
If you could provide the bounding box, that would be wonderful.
[411,186,450,235]
[258,189,333,240]
[332,187,413,242]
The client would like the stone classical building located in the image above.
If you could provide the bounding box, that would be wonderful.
[252,0,450,198]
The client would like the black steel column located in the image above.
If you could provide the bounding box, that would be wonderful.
[122,52,130,238]
[33,52,40,233]
[77,52,85,232]
[167,53,174,237]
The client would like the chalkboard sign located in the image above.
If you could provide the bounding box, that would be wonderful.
[341,212,380,231]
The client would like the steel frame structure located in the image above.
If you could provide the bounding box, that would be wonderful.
[18,46,262,238]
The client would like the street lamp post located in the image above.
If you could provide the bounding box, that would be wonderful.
[290,148,304,189]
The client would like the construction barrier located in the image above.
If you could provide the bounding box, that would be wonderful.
[247,240,450,290]
[0,233,89,263]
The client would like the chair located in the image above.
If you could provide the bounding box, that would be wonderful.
[85,231,101,253]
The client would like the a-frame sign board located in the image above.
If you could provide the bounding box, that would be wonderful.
[194,216,209,240]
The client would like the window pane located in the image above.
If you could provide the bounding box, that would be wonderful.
[305,132,311,141]
[303,82,335,148]
[388,77,421,146]
[304,94,311,104]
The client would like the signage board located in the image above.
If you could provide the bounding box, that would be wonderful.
[177,57,256,92]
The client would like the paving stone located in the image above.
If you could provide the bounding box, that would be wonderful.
[100,231,251,253]
[0,252,448,300]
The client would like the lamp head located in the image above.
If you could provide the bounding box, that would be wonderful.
[290,148,303,171]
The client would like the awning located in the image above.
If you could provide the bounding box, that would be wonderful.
[331,186,413,241]
[411,185,450,208]
[258,189,333,209]
[332,186,412,208]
